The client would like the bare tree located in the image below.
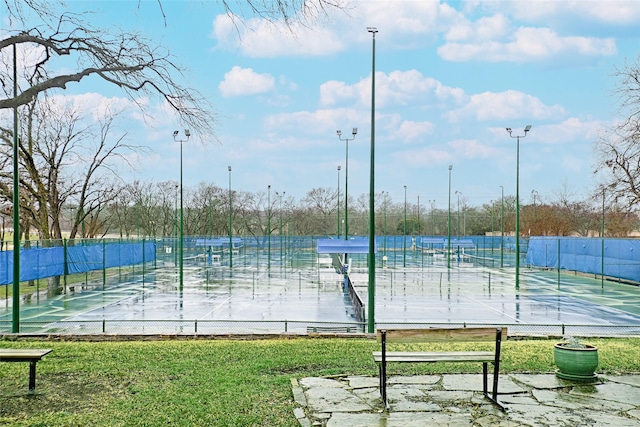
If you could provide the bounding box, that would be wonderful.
[0,96,132,241]
[1,2,213,134]
[595,57,640,208]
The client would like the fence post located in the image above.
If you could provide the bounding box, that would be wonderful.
[102,319,106,333]
[142,239,145,287]
[63,238,68,293]
[195,320,198,334]
[557,238,561,290]
[102,239,106,288]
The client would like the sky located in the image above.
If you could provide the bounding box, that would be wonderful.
[5,0,640,210]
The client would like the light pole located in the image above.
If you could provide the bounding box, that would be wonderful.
[417,195,420,236]
[173,129,190,292]
[173,184,178,266]
[267,184,271,271]
[500,185,504,268]
[337,128,357,262]
[447,165,452,269]
[228,166,233,269]
[277,191,285,266]
[490,201,495,259]
[601,187,605,288]
[506,125,532,290]
[383,191,387,255]
[367,26,378,333]
[455,190,461,240]
[403,185,407,267]
[337,165,341,237]
[531,189,539,234]
[429,200,435,236]
[11,43,19,332]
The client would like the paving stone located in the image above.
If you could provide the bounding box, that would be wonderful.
[498,393,540,405]
[296,416,311,427]
[533,388,635,412]
[506,403,588,426]
[474,415,521,427]
[348,375,379,389]
[392,400,442,412]
[571,382,640,406]
[299,377,346,389]
[293,407,306,419]
[441,374,525,394]
[388,375,440,385]
[509,373,571,390]
[601,375,640,387]
[305,387,372,412]
[426,390,474,404]
[584,412,640,427]
[326,412,473,426]
[291,378,308,406]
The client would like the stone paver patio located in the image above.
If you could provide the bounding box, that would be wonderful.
[291,374,640,426]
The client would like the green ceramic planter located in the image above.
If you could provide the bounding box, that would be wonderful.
[553,343,598,382]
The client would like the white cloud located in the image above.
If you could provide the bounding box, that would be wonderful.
[320,70,466,109]
[499,0,640,26]
[48,93,136,122]
[449,139,499,159]
[445,13,510,42]
[439,26,616,62]
[392,146,451,167]
[212,14,344,58]
[210,1,465,57]
[509,117,604,145]
[466,1,640,26]
[395,120,435,142]
[219,66,275,97]
[446,90,565,123]
[264,108,368,136]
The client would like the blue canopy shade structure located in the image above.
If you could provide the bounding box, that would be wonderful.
[317,238,375,254]
[446,239,476,248]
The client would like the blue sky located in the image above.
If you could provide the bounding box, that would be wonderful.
[9,1,640,209]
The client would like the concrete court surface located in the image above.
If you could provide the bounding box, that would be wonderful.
[349,265,640,331]
[4,261,640,334]
[292,374,640,426]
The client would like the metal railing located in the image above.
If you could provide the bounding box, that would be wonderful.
[2,319,639,337]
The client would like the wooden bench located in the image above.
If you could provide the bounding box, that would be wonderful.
[373,327,506,411]
[0,349,53,393]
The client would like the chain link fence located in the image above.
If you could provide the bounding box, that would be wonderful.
[2,319,640,337]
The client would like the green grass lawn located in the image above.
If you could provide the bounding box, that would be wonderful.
[0,337,639,426]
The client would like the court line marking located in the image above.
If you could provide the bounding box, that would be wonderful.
[200,296,232,319]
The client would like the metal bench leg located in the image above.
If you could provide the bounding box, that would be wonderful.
[380,330,389,410]
[29,360,37,393]
[482,362,488,397]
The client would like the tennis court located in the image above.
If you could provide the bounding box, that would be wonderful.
[2,242,640,335]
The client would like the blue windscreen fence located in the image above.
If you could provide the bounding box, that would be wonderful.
[526,236,640,283]
[0,240,156,285]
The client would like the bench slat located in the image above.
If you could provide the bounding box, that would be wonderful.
[377,327,507,343]
[0,349,53,362]
[373,351,495,363]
